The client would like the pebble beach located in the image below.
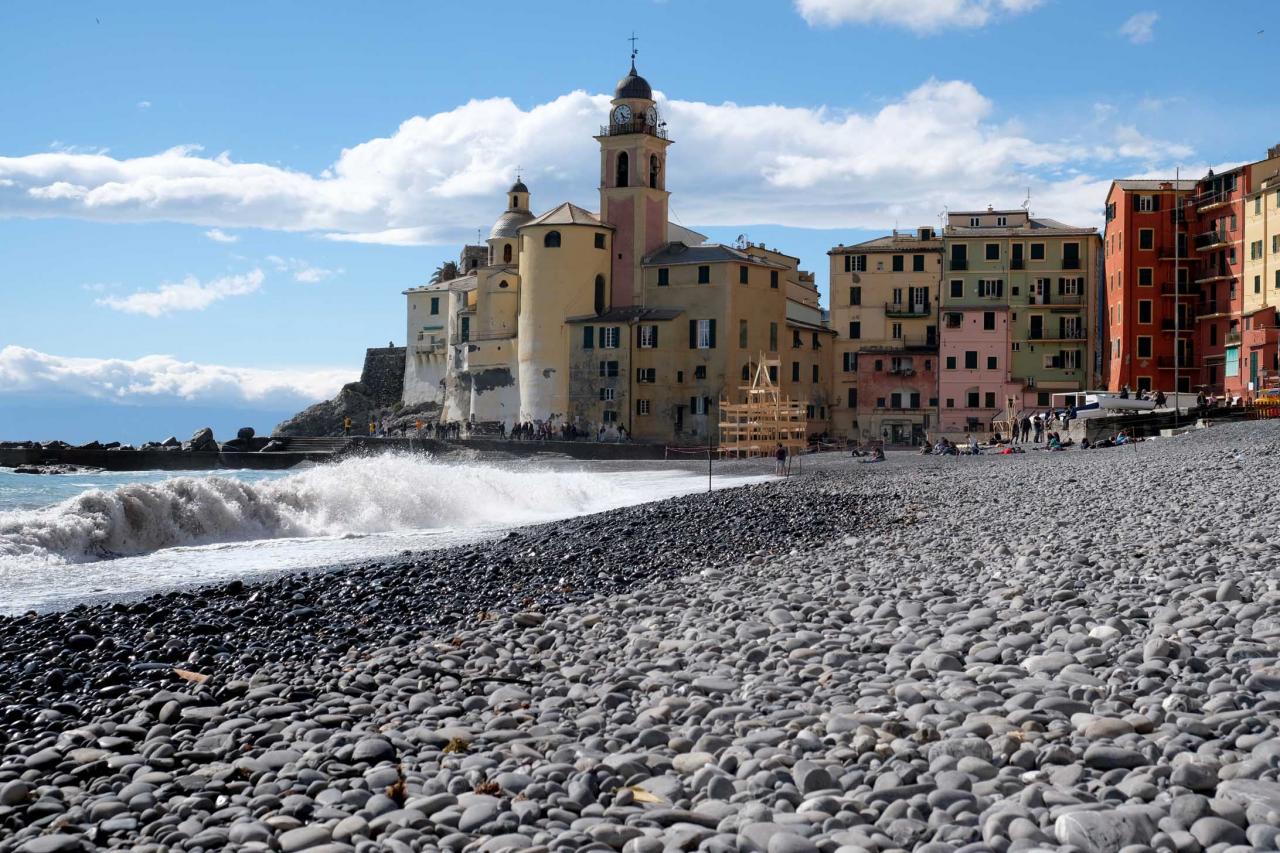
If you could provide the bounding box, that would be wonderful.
[3,422,1280,853]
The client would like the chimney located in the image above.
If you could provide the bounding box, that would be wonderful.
[1269,143,1280,159]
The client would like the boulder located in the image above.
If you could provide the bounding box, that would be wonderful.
[237,426,256,440]
[160,436,181,447]
[259,439,288,453]
[189,427,218,452]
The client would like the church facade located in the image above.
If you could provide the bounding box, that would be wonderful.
[403,63,831,443]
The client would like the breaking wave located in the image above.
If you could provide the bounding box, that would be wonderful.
[0,454,618,565]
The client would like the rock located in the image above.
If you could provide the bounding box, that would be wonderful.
[352,737,395,763]
[189,427,218,451]
[1188,816,1246,848]
[1055,808,1159,853]
[237,426,256,440]
[280,825,333,852]
[17,836,83,853]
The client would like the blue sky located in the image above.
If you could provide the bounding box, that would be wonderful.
[2,1,1277,441]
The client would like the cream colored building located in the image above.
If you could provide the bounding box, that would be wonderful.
[402,62,829,442]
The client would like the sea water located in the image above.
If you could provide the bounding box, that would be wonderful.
[0,454,762,613]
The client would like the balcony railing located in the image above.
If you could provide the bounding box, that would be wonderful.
[885,301,931,317]
[1027,331,1086,341]
[1195,301,1223,318]
[1160,282,1199,296]
[1195,231,1232,251]
[455,327,516,343]
[1029,293,1084,306]
[598,121,669,139]
[1160,319,1192,333]
[1194,189,1236,212]
[859,336,938,352]
[1155,356,1193,369]
[949,258,968,271]
[888,366,917,376]
[1225,330,1242,346]
[1062,257,1082,270]
[1194,265,1236,284]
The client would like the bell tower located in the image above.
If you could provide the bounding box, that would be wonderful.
[597,52,671,307]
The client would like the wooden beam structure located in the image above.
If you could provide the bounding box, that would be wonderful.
[718,354,809,458]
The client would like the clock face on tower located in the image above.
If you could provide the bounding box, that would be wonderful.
[645,106,658,126]
[613,105,632,125]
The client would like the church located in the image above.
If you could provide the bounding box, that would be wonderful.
[402,62,833,443]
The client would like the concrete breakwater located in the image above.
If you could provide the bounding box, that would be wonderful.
[3,423,1280,852]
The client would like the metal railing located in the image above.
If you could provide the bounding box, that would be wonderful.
[1196,301,1222,318]
[884,301,931,317]
[1029,293,1084,306]
[1160,282,1199,296]
[1225,330,1242,346]
[859,336,938,351]
[598,121,669,139]
[1195,231,1231,251]
[1028,330,1086,341]
[1011,258,1025,270]
[1062,258,1082,270]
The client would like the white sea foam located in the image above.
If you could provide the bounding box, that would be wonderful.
[0,454,632,565]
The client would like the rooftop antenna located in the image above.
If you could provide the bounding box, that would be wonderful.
[1022,187,1031,209]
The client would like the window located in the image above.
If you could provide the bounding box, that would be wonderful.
[582,327,594,349]
[1276,269,1280,290]
[793,330,803,348]
[950,280,963,298]
[1256,275,1262,294]
[601,326,620,348]
[741,363,751,382]
[945,355,957,370]
[983,311,995,331]
[649,155,660,189]
[890,393,902,409]
[1011,342,1020,352]
[1137,195,1154,212]
[978,279,1004,298]
[616,151,629,188]
[946,399,954,408]
[770,270,778,289]
[657,267,669,286]
[637,399,651,416]
[1139,229,1154,251]
[812,364,819,382]
[739,265,749,284]
[503,244,513,263]
[739,319,748,348]
[602,410,619,423]
[849,286,862,305]
[945,312,962,328]
[985,243,1000,261]
[459,316,470,342]
[430,296,440,315]
[677,370,684,383]
[1273,235,1280,254]
[913,255,925,272]
[498,280,509,289]
[874,360,883,371]
[1252,240,1265,260]
[892,255,904,272]
[767,365,777,381]
[594,233,606,250]
[984,392,996,409]
[1037,392,1051,407]
[770,322,778,352]
[1137,337,1152,359]
[877,397,886,408]
[598,360,619,377]
[842,352,857,372]
[691,319,716,349]
[964,351,978,369]
[845,254,867,272]
[791,362,800,382]
[891,322,903,340]
[849,321,861,339]
[594,275,607,315]
[1138,301,1152,324]
[690,397,708,416]
[599,388,616,402]
[987,355,997,370]
[697,265,710,284]
[543,231,561,248]
[638,325,657,348]
[969,216,980,227]
[997,216,1007,226]
[967,390,980,407]
[636,367,656,383]
[694,365,707,380]
[1030,243,1045,260]
[1138,268,1153,287]
[950,244,967,269]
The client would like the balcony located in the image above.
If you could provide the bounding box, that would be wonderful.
[1195,301,1225,319]
[859,336,938,352]
[598,121,669,140]
[1158,246,1197,262]
[1160,319,1193,334]
[1029,293,1084,306]
[1195,190,1236,213]
[1160,282,1200,297]
[949,258,968,271]
[1194,266,1236,285]
[1027,333,1086,343]
[1225,330,1242,346]
[1195,231,1232,252]
[888,366,917,376]
[1155,356,1193,369]
[1062,258,1082,270]
[884,301,931,317]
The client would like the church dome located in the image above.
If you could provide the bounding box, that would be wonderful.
[490,208,534,239]
[614,62,652,100]
[509,178,529,194]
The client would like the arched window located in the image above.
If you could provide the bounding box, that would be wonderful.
[498,280,509,289]
[594,275,606,315]
[511,194,520,209]
[616,151,629,188]
[650,155,660,189]
[502,243,512,263]
[544,231,561,248]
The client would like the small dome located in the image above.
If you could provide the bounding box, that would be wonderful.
[614,62,652,100]
[489,209,534,239]
[509,179,529,194]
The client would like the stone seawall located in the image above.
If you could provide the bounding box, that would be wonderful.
[359,346,406,406]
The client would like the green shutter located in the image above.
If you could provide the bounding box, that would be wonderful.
[689,320,697,348]
[708,319,716,349]
[583,327,594,349]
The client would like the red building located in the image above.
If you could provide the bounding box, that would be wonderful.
[1185,166,1248,395]
[1102,179,1197,393]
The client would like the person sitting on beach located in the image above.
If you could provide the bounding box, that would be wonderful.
[967,434,980,455]
[1115,430,1129,446]
[1080,437,1091,450]
[1047,432,1063,450]
[774,442,788,476]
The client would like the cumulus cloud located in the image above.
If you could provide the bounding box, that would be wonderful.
[1119,11,1157,44]
[204,227,238,243]
[97,269,264,317]
[136,100,152,110]
[0,79,1190,242]
[0,345,354,407]
[795,0,1042,32]
[266,255,342,283]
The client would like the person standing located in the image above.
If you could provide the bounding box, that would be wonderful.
[774,442,788,476]
[343,416,352,437]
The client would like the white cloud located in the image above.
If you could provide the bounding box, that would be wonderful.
[137,100,152,110]
[0,345,353,407]
[97,269,264,317]
[1120,11,1157,44]
[204,227,238,243]
[0,78,1192,242]
[267,255,341,283]
[795,0,1042,32]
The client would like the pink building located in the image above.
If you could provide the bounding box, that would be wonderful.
[938,307,1019,435]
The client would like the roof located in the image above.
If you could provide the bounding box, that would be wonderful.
[642,242,788,268]
[944,217,1098,237]
[1112,179,1198,191]
[831,233,942,253]
[403,273,478,295]
[615,62,653,100]
[523,202,608,228]
[490,208,535,239]
[786,316,837,335]
[509,179,529,194]
[566,306,683,324]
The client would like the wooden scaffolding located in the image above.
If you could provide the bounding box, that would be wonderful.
[718,355,809,458]
[991,394,1020,439]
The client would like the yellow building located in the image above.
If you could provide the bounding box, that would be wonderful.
[403,61,830,443]
[1243,169,1280,388]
